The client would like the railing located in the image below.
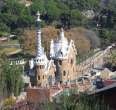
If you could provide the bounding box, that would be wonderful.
[10,59,26,65]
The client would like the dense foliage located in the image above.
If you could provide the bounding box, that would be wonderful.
[0,54,24,97]
[37,95,110,110]
[105,49,116,72]
[0,0,115,45]
[97,0,116,46]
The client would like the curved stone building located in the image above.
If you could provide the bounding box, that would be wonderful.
[50,28,77,84]
[29,11,77,87]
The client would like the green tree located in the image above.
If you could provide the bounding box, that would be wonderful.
[107,0,116,28]
[0,0,33,32]
[71,9,83,26]
[58,0,100,11]
[55,1,70,14]
[0,13,18,30]
[18,14,34,28]
[99,29,116,46]
[1,0,24,15]
[37,95,110,110]
[0,56,24,97]
[0,22,10,35]
[45,0,61,21]
[30,0,45,15]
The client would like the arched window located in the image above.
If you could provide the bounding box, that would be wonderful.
[61,52,63,56]
[63,70,66,76]
[71,59,73,64]
[40,65,44,69]
[38,75,40,80]
[59,60,62,65]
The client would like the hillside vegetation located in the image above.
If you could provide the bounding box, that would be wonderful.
[20,26,94,55]
[0,0,116,48]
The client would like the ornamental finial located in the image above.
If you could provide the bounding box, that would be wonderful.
[36,11,41,22]
[60,28,65,40]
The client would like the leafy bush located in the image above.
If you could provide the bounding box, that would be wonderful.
[37,94,110,110]
[3,97,16,106]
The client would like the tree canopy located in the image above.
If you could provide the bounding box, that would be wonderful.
[0,54,24,97]
[0,0,115,46]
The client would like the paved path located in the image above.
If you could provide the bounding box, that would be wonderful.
[0,44,20,48]
[7,49,22,56]
[76,43,116,75]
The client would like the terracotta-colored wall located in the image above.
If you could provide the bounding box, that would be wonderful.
[27,88,50,104]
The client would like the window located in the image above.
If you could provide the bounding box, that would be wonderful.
[40,65,44,69]
[61,52,63,56]
[78,77,83,82]
[63,71,66,76]
[40,65,42,69]
[71,59,73,64]
[59,60,62,65]
[84,77,89,82]
[38,75,40,80]
[43,75,44,79]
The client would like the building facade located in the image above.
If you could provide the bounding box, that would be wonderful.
[29,12,56,87]
[50,28,77,84]
[29,12,77,87]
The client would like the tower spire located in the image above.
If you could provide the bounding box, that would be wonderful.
[36,11,43,57]
[50,39,54,58]
[60,28,65,40]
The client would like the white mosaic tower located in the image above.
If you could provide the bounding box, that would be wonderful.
[60,28,65,41]
[33,11,56,87]
[50,28,69,59]
[35,11,48,65]
[36,11,42,57]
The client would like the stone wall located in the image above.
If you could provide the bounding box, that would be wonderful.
[76,45,113,76]
[35,63,56,87]
[55,42,77,83]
